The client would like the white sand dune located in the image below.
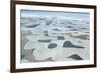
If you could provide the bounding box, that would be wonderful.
[20,13,90,63]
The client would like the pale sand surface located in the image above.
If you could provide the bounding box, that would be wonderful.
[20,12,90,63]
